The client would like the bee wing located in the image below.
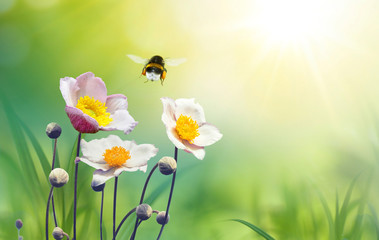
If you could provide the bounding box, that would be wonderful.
[127,54,149,65]
[164,58,187,67]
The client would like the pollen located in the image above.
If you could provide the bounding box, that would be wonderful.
[175,115,200,144]
[103,146,131,168]
[76,96,113,126]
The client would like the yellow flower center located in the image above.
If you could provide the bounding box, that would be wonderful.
[175,114,200,144]
[102,146,131,168]
[76,96,113,126]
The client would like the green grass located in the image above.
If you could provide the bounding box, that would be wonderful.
[1,96,379,239]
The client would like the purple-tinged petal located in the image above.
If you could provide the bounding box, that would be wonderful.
[76,72,107,103]
[174,98,206,124]
[100,110,138,134]
[60,77,79,107]
[65,106,99,133]
[182,141,205,160]
[117,165,147,173]
[105,94,128,113]
[91,168,117,187]
[193,123,223,147]
[80,157,110,171]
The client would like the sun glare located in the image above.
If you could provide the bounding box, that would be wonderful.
[253,0,327,45]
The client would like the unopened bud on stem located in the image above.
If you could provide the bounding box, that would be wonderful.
[136,204,153,220]
[46,123,62,139]
[49,168,69,188]
[15,219,23,229]
[52,227,64,240]
[158,157,177,175]
[156,211,170,225]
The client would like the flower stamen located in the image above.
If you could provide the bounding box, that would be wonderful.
[103,146,131,168]
[76,96,113,126]
[175,115,200,143]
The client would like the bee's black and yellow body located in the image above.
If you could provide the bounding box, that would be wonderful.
[141,55,167,84]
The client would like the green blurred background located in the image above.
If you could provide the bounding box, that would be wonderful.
[1,0,379,239]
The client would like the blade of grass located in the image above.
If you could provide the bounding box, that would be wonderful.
[368,204,379,240]
[349,173,373,239]
[1,99,40,189]
[317,190,336,240]
[336,175,359,239]
[230,219,275,240]
[18,117,51,180]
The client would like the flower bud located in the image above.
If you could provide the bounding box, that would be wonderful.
[52,227,64,240]
[158,157,177,175]
[19,236,23,240]
[136,204,153,220]
[156,211,170,225]
[49,168,69,188]
[91,182,105,192]
[46,122,62,139]
[15,219,23,229]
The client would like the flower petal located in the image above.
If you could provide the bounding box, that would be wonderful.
[76,72,107,103]
[166,127,186,150]
[115,165,147,174]
[60,77,79,107]
[126,142,158,170]
[91,168,117,187]
[80,158,110,171]
[105,94,128,113]
[161,97,176,128]
[80,135,124,163]
[65,106,99,133]
[100,110,138,134]
[174,98,206,124]
[193,123,223,147]
[182,141,205,160]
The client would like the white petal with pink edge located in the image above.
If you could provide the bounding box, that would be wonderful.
[161,97,177,128]
[193,123,223,147]
[100,110,138,134]
[91,168,118,187]
[126,143,158,168]
[80,158,110,171]
[60,77,79,107]
[183,141,205,160]
[105,94,128,113]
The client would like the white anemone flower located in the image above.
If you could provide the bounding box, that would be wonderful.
[80,135,158,187]
[161,97,222,160]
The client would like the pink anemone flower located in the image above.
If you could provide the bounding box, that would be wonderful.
[161,97,222,160]
[60,72,138,134]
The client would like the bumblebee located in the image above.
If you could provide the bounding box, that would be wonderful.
[127,54,186,85]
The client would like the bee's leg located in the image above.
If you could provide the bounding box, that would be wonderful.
[144,79,149,83]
